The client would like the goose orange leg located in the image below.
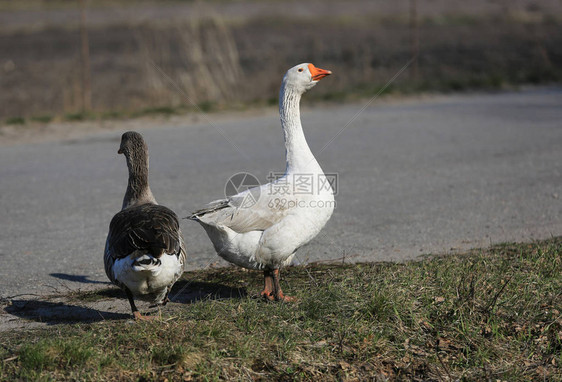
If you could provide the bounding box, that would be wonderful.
[272,269,296,302]
[260,269,275,301]
[125,287,154,321]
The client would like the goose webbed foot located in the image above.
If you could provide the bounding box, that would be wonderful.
[261,269,297,302]
[133,311,156,321]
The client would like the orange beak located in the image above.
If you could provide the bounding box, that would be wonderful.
[308,63,332,81]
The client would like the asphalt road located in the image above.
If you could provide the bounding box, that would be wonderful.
[1,88,561,298]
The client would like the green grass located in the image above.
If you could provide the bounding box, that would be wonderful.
[136,106,177,117]
[64,112,91,122]
[5,116,25,125]
[1,238,561,380]
[30,115,53,124]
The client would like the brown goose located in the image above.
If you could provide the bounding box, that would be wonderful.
[104,131,187,320]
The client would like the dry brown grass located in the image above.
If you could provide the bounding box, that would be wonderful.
[136,17,243,107]
[1,1,561,121]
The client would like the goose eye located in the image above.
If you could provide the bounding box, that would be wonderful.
[298,68,303,72]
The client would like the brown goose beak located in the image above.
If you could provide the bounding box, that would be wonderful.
[308,63,332,81]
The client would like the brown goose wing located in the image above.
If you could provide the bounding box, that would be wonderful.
[106,203,182,260]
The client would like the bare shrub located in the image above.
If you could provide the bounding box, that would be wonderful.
[136,15,242,107]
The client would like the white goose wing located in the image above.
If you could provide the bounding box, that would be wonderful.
[189,183,290,233]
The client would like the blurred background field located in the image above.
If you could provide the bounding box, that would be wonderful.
[1,0,561,121]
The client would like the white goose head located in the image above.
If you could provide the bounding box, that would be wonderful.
[282,63,332,94]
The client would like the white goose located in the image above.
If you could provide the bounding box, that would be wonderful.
[189,63,334,301]
[104,131,187,319]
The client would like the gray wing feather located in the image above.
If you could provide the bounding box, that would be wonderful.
[188,186,289,233]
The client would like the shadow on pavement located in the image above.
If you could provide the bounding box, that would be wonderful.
[3,280,246,325]
[49,273,110,285]
[4,299,130,324]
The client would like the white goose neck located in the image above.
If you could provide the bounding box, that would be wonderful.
[279,83,318,174]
